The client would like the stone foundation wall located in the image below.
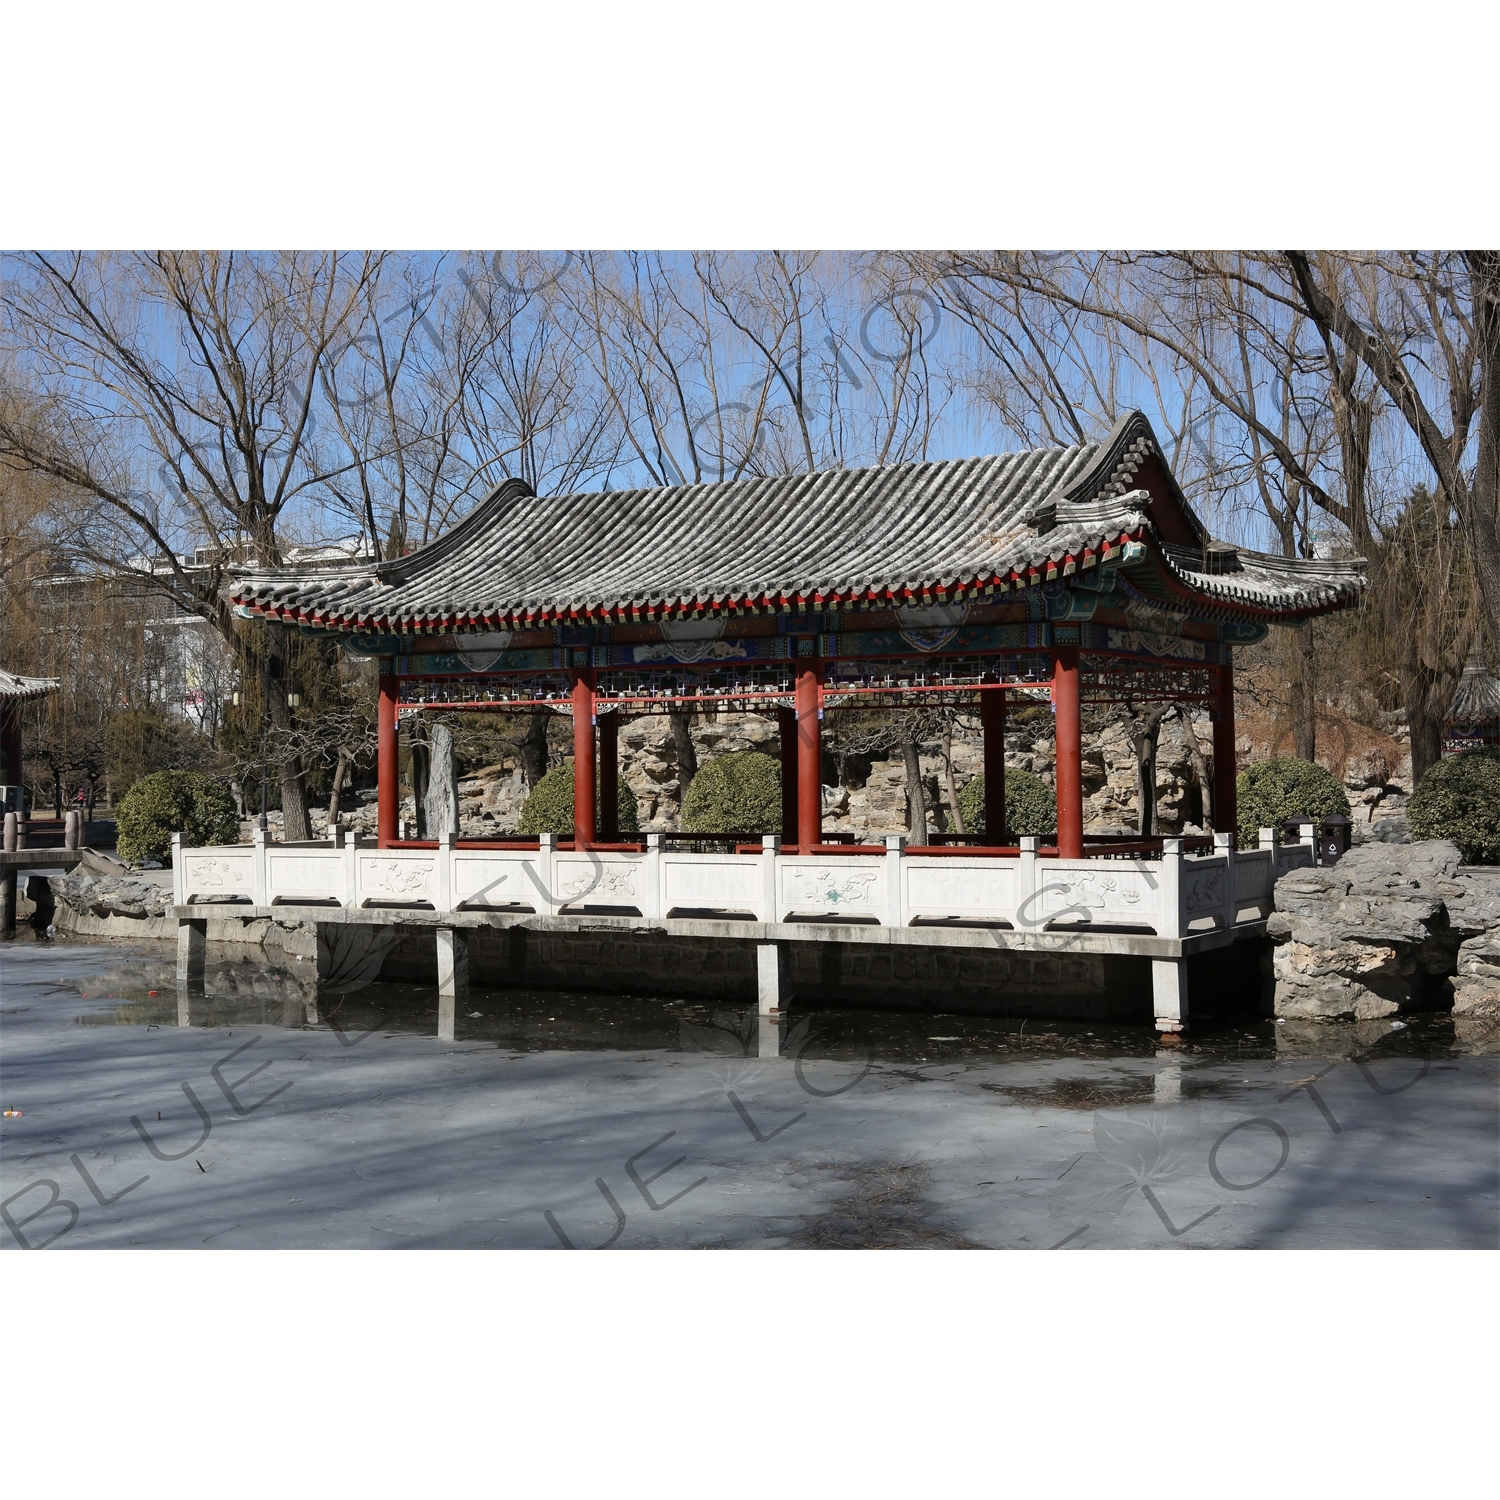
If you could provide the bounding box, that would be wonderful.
[373,924,1155,1020]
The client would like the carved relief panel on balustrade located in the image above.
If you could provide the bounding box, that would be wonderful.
[358,852,436,905]
[1033,864,1162,928]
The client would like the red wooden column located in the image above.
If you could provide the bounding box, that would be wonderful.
[1212,658,1238,836]
[1052,646,1084,859]
[377,671,399,847]
[795,662,821,852]
[0,701,21,789]
[979,677,1007,845]
[777,705,798,843]
[598,710,619,841]
[571,667,596,848]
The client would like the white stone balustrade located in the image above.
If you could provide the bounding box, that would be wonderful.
[175,829,1313,937]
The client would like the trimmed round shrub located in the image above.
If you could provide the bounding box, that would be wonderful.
[1236,757,1351,848]
[956,770,1056,837]
[681,751,783,836]
[1408,747,1500,865]
[518,763,640,836]
[116,770,239,866]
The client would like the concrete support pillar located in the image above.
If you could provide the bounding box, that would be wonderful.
[377,671,399,847]
[64,810,80,850]
[777,706,798,845]
[437,927,469,1041]
[176,917,207,988]
[980,678,1007,844]
[795,662,821,853]
[1052,645,1083,859]
[1152,957,1188,1034]
[571,668,595,849]
[1212,659,1237,835]
[756,941,788,1059]
[598,711,619,841]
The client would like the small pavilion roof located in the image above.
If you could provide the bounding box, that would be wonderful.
[228,412,1365,632]
[0,668,59,700]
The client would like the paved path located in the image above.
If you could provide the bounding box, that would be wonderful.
[2,942,1495,1250]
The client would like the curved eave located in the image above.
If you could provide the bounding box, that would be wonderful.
[0,671,61,701]
[1123,546,1367,623]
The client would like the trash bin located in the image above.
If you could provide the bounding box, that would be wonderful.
[1281,812,1350,867]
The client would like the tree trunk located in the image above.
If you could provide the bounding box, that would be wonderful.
[1175,705,1215,829]
[941,718,965,834]
[1128,705,1171,837]
[669,712,697,801]
[1289,622,1317,761]
[327,749,353,826]
[900,736,929,841]
[280,763,312,841]
[520,711,550,788]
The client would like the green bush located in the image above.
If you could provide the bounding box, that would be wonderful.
[681,751,783,835]
[1408,747,1500,864]
[956,769,1056,837]
[518,763,640,836]
[116,770,239,866]
[1236,757,1351,848]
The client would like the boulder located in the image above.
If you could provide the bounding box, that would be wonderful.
[1267,840,1500,1021]
[49,872,173,921]
[424,722,459,837]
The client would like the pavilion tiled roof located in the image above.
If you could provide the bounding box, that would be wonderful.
[0,669,59,700]
[228,412,1365,631]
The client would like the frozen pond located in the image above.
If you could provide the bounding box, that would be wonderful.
[2,938,1496,1250]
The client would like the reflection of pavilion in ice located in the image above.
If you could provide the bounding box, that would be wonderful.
[1443,652,1500,755]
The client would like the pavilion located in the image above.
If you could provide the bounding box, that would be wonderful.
[0,668,58,812]
[229,411,1365,855]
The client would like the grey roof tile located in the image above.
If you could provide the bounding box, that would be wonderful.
[228,412,1364,628]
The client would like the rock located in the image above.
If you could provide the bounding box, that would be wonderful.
[1267,839,1500,1022]
[49,872,173,921]
[425,722,459,837]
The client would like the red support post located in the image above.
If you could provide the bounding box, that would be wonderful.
[377,672,398,847]
[0,702,20,787]
[598,710,619,841]
[1212,659,1238,836]
[979,677,1007,845]
[1053,645,1084,859]
[572,667,596,848]
[777,705,798,844]
[795,662,821,852]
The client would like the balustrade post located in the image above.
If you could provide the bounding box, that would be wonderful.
[171,832,185,906]
[885,835,905,926]
[252,825,269,907]
[1215,830,1236,925]
[1160,837,1184,940]
[643,832,663,919]
[437,828,455,912]
[1017,835,1039,929]
[538,832,558,915]
[761,834,781,924]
